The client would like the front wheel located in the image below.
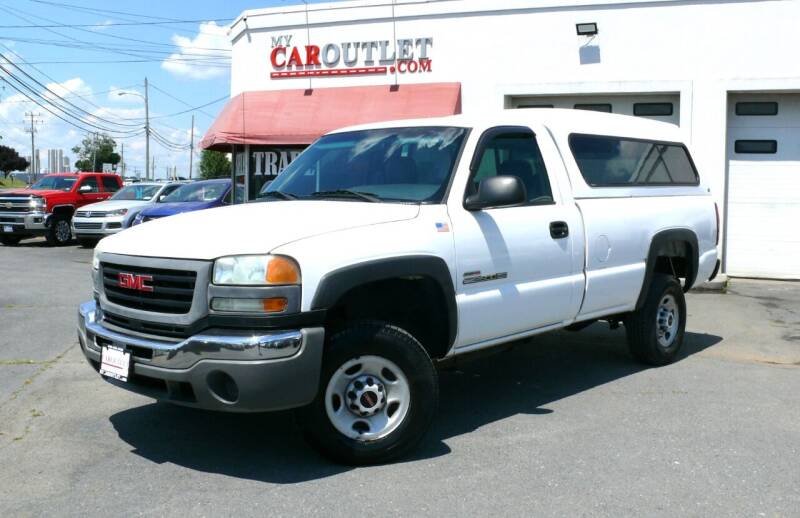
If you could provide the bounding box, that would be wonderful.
[625,273,687,366]
[296,321,438,465]
[45,216,72,246]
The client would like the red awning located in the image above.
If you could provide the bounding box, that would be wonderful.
[200,82,461,150]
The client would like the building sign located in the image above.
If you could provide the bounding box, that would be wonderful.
[270,35,433,79]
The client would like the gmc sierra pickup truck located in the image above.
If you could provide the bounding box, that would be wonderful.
[78,110,719,464]
[0,172,122,246]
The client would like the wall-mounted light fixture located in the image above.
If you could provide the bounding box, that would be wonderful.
[576,23,598,36]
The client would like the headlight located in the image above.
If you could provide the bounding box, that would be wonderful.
[92,249,100,270]
[29,197,45,210]
[108,208,128,217]
[213,255,301,286]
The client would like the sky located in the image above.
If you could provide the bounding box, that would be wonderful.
[0,0,332,179]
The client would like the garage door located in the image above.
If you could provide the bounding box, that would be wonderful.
[510,94,680,126]
[725,94,800,279]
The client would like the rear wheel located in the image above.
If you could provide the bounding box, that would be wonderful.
[0,236,21,246]
[45,216,72,246]
[296,321,438,465]
[626,273,686,366]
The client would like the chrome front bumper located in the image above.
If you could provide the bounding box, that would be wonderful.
[77,300,325,412]
[0,211,48,231]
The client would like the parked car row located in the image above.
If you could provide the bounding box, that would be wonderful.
[0,172,237,247]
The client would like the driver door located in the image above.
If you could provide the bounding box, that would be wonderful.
[449,126,582,347]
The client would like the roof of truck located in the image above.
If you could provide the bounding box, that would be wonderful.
[330,108,686,144]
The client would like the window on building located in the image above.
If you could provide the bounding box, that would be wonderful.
[633,103,674,117]
[469,130,554,205]
[101,176,120,192]
[734,140,778,154]
[735,102,778,116]
[569,134,699,186]
[517,104,554,109]
[574,103,612,113]
[78,176,100,193]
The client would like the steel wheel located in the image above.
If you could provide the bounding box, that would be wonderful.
[656,294,679,348]
[325,355,411,442]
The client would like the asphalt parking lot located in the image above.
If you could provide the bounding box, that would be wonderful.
[1,240,798,517]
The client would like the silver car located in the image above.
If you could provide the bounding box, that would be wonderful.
[71,182,185,246]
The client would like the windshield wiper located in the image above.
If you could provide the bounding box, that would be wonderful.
[310,190,380,202]
[260,190,298,200]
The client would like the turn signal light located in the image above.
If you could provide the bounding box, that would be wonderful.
[211,297,288,313]
[266,257,300,284]
[262,297,288,313]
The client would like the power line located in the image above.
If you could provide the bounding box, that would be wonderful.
[0,19,233,28]
[150,95,229,120]
[149,82,218,119]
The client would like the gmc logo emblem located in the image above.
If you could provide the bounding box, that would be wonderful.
[117,273,154,292]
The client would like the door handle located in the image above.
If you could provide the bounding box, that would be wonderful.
[549,221,569,239]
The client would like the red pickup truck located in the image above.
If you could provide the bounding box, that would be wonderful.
[0,172,123,246]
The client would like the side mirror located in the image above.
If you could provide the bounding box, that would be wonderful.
[464,175,527,211]
[78,184,92,193]
[157,195,166,202]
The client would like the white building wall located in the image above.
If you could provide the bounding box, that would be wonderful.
[228,0,800,272]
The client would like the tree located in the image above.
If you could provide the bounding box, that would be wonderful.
[72,133,120,172]
[0,145,30,179]
[199,149,231,179]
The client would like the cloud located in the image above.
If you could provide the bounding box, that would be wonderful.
[0,77,200,178]
[89,20,114,32]
[161,21,231,80]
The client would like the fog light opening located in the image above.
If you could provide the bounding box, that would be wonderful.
[207,371,239,404]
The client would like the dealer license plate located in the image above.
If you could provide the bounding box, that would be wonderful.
[100,345,130,382]
[2,226,12,233]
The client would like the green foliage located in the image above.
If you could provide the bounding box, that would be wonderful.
[0,145,30,179]
[199,149,231,179]
[72,133,120,172]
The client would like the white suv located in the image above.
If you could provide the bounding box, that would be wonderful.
[71,182,185,246]
[77,110,719,464]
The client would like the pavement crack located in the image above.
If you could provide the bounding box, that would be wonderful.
[0,342,78,412]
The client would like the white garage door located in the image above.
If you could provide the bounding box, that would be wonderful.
[726,94,800,279]
[510,94,680,126]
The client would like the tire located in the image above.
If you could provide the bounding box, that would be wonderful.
[625,273,686,366]
[296,321,439,465]
[77,237,98,248]
[0,236,21,246]
[45,216,72,246]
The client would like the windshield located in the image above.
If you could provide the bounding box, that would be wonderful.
[261,127,468,203]
[162,182,228,203]
[29,176,77,191]
[112,184,161,201]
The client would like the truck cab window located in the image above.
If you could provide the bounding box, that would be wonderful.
[469,132,554,205]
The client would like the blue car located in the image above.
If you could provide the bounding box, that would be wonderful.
[132,179,241,225]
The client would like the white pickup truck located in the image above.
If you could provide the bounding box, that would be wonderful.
[78,109,719,464]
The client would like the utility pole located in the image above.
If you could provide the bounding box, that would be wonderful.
[24,112,42,181]
[144,77,150,180]
[188,114,195,179]
[120,143,125,177]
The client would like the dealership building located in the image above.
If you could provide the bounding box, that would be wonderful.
[200,0,800,279]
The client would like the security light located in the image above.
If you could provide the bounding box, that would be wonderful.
[576,23,598,36]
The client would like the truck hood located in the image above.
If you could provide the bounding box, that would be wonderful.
[77,199,150,212]
[98,200,421,260]
[140,200,218,217]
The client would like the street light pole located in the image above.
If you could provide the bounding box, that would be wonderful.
[188,113,194,180]
[144,77,150,180]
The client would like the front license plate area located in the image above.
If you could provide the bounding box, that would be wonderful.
[2,225,12,233]
[100,345,131,382]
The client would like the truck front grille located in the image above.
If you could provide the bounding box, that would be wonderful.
[101,262,196,314]
[0,197,33,213]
